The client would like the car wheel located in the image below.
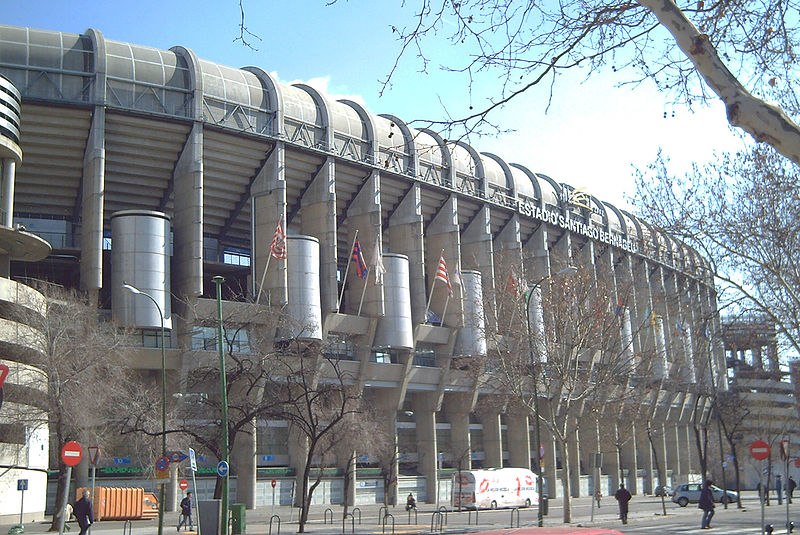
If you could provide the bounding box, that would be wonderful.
[524,498,531,508]
[490,500,498,509]
[677,497,689,507]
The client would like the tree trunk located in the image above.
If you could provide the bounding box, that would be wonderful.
[558,439,572,523]
[731,443,743,509]
[49,467,68,532]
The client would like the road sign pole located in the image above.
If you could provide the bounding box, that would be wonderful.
[271,487,275,517]
[786,440,790,535]
[89,465,96,535]
[761,468,766,535]
[57,466,72,535]
[19,485,24,528]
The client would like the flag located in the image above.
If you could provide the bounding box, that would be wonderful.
[270,221,287,260]
[351,238,368,279]
[436,253,453,297]
[370,234,386,284]
[675,319,688,337]
[505,267,519,297]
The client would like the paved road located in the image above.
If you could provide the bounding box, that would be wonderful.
[3,493,798,534]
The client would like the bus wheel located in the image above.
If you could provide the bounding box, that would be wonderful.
[524,498,531,508]
[490,501,498,509]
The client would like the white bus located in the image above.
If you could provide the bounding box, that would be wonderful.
[451,468,539,510]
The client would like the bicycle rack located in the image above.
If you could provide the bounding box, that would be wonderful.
[342,512,355,534]
[122,520,133,535]
[468,509,479,525]
[351,507,362,525]
[269,514,281,535]
[510,507,520,528]
[438,506,449,525]
[377,506,388,524]
[382,513,395,534]
[407,507,418,524]
[324,508,334,524]
[430,511,444,533]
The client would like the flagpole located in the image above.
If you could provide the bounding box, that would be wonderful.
[255,254,272,305]
[337,230,359,313]
[423,249,445,324]
[356,266,371,317]
[441,294,450,327]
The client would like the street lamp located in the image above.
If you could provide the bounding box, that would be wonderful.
[212,275,230,535]
[122,282,166,535]
[524,265,577,527]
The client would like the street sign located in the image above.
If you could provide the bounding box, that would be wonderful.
[271,479,276,488]
[795,458,800,468]
[781,439,789,460]
[17,479,28,491]
[189,448,197,472]
[217,460,229,477]
[156,456,170,472]
[751,440,770,461]
[169,450,189,463]
[0,363,8,389]
[113,457,131,465]
[179,479,189,491]
[61,441,83,466]
[87,446,101,466]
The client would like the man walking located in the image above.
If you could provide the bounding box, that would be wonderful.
[177,491,193,531]
[788,477,796,503]
[699,479,715,529]
[74,490,94,535]
[614,483,632,524]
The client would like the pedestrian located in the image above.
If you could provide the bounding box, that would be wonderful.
[777,474,783,505]
[595,488,602,508]
[699,479,715,529]
[74,489,94,535]
[614,483,632,524]
[788,477,796,503]
[405,492,416,511]
[177,491,193,531]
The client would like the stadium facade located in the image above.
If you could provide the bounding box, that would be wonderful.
[0,24,728,519]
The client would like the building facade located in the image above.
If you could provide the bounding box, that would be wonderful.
[0,24,727,518]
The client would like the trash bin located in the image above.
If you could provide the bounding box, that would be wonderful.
[198,499,221,535]
[230,503,246,535]
[541,495,549,516]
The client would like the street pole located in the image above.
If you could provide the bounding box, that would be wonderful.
[122,283,166,535]
[213,275,230,535]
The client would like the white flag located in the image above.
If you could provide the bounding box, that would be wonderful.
[370,233,386,284]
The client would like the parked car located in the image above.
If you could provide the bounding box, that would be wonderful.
[671,483,738,506]
[654,485,673,497]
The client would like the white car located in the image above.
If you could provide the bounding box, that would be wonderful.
[671,483,738,506]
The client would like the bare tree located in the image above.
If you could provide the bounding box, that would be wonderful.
[369,0,800,164]
[2,283,131,531]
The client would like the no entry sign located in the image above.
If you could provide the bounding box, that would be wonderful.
[179,479,189,491]
[61,441,83,466]
[271,479,277,488]
[750,440,770,461]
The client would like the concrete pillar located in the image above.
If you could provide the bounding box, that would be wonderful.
[620,428,638,494]
[251,141,287,305]
[605,424,621,491]
[167,463,179,512]
[768,343,780,373]
[653,423,668,488]
[79,107,105,295]
[567,435,581,497]
[523,222,550,282]
[479,411,503,468]
[300,156,338,312]
[343,171,383,317]
[425,195,463,328]
[288,423,310,507]
[172,122,204,298]
[460,205,495,298]
[443,394,473,471]
[2,159,14,228]
[538,421,558,498]
[506,412,531,469]
[387,185,426,325]
[230,418,258,509]
[677,424,692,480]
[413,394,438,504]
[637,427,654,494]
[335,446,356,507]
[666,424,680,484]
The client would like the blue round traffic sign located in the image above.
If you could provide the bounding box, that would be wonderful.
[156,456,169,472]
[217,460,229,477]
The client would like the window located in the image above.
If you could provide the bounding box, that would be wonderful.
[372,350,396,364]
[325,336,357,361]
[192,326,250,353]
[223,248,250,266]
[413,347,436,367]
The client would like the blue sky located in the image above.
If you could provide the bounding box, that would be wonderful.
[5,0,746,210]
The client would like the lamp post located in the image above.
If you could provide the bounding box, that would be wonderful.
[524,266,576,527]
[213,275,230,535]
[122,283,166,535]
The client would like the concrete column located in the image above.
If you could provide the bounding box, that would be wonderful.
[172,122,204,298]
[288,423,310,507]
[425,195,463,328]
[523,222,550,282]
[167,463,179,512]
[443,394,473,471]
[682,425,695,476]
[300,156,338,312]
[768,343,780,373]
[677,424,692,480]
[460,205,495,298]
[637,427,654,494]
[2,159,14,227]
[538,421,558,498]
[620,428,638,494]
[79,107,105,295]
[605,424,621,491]
[567,434,581,497]
[506,412,531,470]
[413,394,438,504]
[335,447,356,507]
[665,424,680,483]
[479,411,503,468]
[251,141,287,305]
[387,185,426,325]
[343,171,383,317]
[230,418,258,509]
[653,423,668,488]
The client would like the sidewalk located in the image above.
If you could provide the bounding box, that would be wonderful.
[1,493,764,535]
